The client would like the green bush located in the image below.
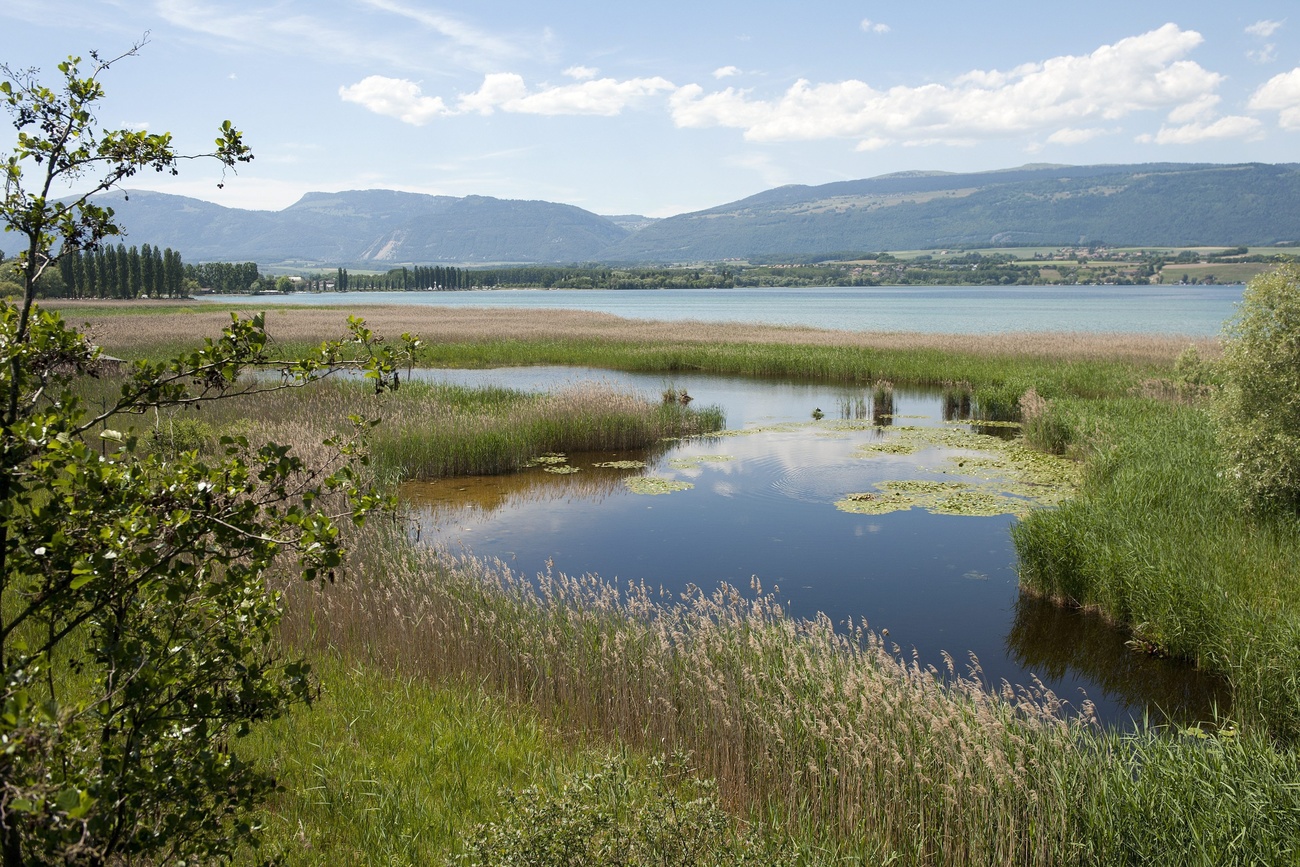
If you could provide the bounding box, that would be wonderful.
[1217,265,1300,512]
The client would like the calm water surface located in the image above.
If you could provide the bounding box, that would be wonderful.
[213,284,1242,336]
[402,366,1227,728]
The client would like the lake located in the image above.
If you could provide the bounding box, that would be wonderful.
[401,366,1227,728]
[214,284,1243,336]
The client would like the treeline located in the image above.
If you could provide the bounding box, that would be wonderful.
[28,246,267,298]
[335,266,470,291]
[49,244,186,298]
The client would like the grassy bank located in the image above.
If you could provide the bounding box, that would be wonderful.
[258,525,1300,865]
[1013,396,1300,740]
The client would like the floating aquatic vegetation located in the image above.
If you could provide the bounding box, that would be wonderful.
[525,453,569,467]
[667,454,735,469]
[544,465,581,474]
[592,460,648,469]
[624,476,694,495]
[710,422,807,438]
[835,480,1032,517]
[854,440,920,456]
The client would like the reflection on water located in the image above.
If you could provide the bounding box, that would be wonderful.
[1006,595,1230,724]
[400,365,1227,729]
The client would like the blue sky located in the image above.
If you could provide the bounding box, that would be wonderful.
[5,1,1300,217]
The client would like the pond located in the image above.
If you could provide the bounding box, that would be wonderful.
[401,366,1227,728]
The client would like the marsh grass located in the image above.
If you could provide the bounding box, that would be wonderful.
[68,304,1203,405]
[1013,397,1300,740]
[267,525,1300,865]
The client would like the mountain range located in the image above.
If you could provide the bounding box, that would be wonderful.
[88,162,1300,267]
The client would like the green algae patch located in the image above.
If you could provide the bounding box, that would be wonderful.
[667,454,735,469]
[525,453,569,467]
[836,480,1033,517]
[854,440,919,456]
[835,490,914,515]
[593,460,648,469]
[625,476,694,495]
[544,465,581,474]
[847,424,1080,515]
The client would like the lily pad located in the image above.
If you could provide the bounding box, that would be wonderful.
[525,453,569,467]
[667,454,734,469]
[625,476,694,495]
[593,460,648,469]
[544,465,581,474]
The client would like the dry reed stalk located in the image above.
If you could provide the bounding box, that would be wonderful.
[278,530,1090,865]
[59,302,1218,365]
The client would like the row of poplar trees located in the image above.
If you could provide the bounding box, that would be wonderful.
[55,243,187,298]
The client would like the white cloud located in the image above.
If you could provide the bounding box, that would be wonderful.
[157,0,527,71]
[1246,20,1283,39]
[1138,116,1262,144]
[713,66,742,79]
[338,76,451,125]
[357,0,519,59]
[1249,68,1300,129]
[1047,127,1109,145]
[1248,45,1278,64]
[1167,94,1219,124]
[343,72,676,122]
[459,74,676,116]
[860,19,890,34]
[564,66,599,80]
[670,24,1222,149]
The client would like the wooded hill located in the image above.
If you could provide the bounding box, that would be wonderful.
[92,163,1300,266]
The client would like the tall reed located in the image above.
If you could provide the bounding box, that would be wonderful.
[1014,397,1300,740]
[275,526,1300,865]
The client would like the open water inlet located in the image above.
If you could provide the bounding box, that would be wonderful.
[401,366,1230,728]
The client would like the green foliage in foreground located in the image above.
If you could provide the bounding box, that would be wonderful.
[1013,397,1300,739]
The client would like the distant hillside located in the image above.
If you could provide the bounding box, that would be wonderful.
[93,189,630,265]
[93,163,1300,266]
[600,162,1300,262]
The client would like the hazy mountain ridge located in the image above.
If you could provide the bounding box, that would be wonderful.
[92,163,1300,266]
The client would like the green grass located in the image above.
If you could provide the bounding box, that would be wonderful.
[234,653,584,865]
[1013,397,1300,739]
[260,526,1300,866]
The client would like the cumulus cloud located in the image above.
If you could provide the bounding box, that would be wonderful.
[1046,127,1110,145]
[713,66,742,79]
[1248,45,1278,64]
[860,19,890,34]
[343,72,676,122]
[1138,116,1263,144]
[1246,20,1283,39]
[670,24,1235,148]
[339,76,452,125]
[1249,68,1300,129]
[564,66,599,80]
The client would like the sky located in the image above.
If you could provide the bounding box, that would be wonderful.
[4,1,1300,218]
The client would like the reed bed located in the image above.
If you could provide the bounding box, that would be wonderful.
[130,376,723,483]
[67,303,1204,400]
[271,527,1300,865]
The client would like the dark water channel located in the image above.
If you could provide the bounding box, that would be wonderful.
[401,366,1227,729]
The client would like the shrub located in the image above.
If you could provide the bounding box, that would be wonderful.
[1217,265,1300,512]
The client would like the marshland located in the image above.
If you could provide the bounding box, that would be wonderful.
[58,292,1300,864]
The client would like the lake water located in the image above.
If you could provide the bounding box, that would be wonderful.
[215,284,1243,336]
[401,366,1227,728]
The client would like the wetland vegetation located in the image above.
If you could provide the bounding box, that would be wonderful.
[46,278,1300,865]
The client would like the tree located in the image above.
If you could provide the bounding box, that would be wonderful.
[1,44,418,864]
[1217,264,1300,512]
